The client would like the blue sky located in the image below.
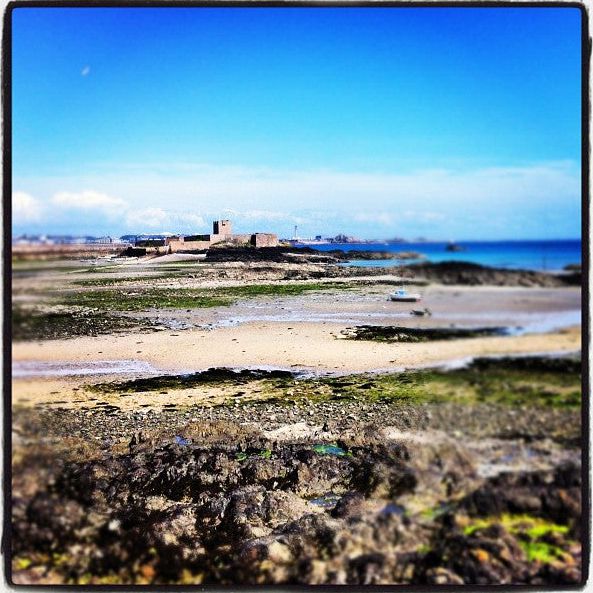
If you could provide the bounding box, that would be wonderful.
[12,6,582,239]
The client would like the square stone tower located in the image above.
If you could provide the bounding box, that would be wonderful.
[213,220,232,236]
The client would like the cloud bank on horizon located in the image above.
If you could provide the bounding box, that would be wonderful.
[13,160,580,240]
[11,7,582,240]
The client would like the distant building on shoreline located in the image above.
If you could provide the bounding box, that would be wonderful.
[283,232,369,245]
[12,234,130,260]
[166,220,279,253]
[13,234,124,246]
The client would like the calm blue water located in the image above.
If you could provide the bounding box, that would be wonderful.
[296,240,582,272]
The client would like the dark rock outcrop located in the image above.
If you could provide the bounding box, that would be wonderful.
[404,261,580,287]
[12,437,582,585]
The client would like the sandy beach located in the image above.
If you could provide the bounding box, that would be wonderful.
[12,279,581,408]
[13,319,580,382]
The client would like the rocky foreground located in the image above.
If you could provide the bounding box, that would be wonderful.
[11,358,583,586]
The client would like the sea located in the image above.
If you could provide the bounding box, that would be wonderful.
[296,239,582,272]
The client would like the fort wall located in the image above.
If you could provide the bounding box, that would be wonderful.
[251,233,279,248]
[167,238,211,253]
[165,220,278,253]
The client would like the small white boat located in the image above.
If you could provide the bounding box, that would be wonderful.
[389,288,422,302]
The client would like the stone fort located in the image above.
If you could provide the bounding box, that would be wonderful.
[166,220,278,253]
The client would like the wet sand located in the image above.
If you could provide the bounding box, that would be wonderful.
[13,321,580,376]
[186,284,581,330]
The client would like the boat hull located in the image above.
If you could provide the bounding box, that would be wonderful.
[390,295,422,302]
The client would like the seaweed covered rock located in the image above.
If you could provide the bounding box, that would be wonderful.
[415,513,581,585]
[459,461,582,535]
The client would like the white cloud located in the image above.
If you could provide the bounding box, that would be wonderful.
[183,213,206,228]
[81,65,90,76]
[125,208,206,232]
[15,159,580,239]
[33,160,580,217]
[125,208,170,229]
[240,209,289,221]
[52,190,127,213]
[13,191,43,223]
